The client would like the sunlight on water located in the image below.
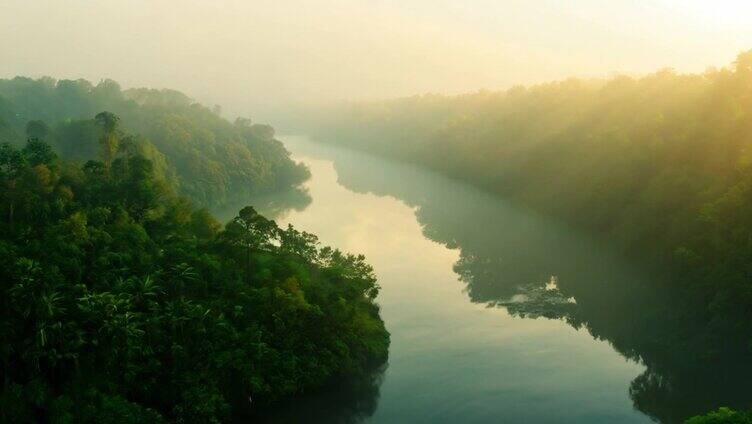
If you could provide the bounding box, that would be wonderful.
[268,136,649,423]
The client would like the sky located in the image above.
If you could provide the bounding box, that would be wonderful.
[1,0,751,121]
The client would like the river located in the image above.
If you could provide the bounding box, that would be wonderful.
[220,135,750,423]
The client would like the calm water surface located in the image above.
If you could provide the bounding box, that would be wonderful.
[222,136,747,423]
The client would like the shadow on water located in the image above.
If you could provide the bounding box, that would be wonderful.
[237,367,385,424]
[212,186,313,223]
[285,136,752,423]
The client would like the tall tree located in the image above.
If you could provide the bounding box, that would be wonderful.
[95,111,120,171]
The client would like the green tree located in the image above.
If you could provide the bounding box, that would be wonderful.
[94,111,120,171]
[0,139,388,422]
[687,407,752,424]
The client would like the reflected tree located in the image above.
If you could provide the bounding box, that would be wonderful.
[319,138,752,423]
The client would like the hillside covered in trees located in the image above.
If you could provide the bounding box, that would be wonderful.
[0,120,389,421]
[308,50,752,377]
[0,77,310,207]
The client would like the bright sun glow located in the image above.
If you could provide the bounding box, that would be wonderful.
[672,0,752,28]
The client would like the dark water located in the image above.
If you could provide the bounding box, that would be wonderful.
[223,136,752,423]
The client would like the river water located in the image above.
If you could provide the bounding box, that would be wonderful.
[223,136,748,423]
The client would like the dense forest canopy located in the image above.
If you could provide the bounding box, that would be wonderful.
[308,50,752,353]
[0,120,388,421]
[0,77,310,207]
[308,137,752,423]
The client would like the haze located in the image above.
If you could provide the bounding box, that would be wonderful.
[1,0,751,120]
[6,1,752,422]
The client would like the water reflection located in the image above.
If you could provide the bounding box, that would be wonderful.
[495,278,578,321]
[253,368,385,424]
[284,136,752,423]
[213,186,312,223]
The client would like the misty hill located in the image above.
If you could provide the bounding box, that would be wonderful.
[309,50,752,354]
[0,118,387,421]
[0,77,310,207]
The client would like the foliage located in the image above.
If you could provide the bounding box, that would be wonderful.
[314,140,752,422]
[686,408,752,424]
[0,132,388,422]
[311,49,752,355]
[0,77,310,207]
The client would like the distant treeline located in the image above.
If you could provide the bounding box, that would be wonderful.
[0,119,388,421]
[309,50,752,352]
[0,77,310,207]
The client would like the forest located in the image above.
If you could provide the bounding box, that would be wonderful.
[7,2,752,422]
[0,109,389,421]
[312,136,750,422]
[308,50,752,363]
[0,77,310,207]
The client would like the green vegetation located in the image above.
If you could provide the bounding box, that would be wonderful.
[311,49,752,353]
[317,138,752,422]
[0,77,310,207]
[0,126,389,421]
[687,408,752,424]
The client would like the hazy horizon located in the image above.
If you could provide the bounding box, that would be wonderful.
[2,0,751,121]
[5,3,752,422]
